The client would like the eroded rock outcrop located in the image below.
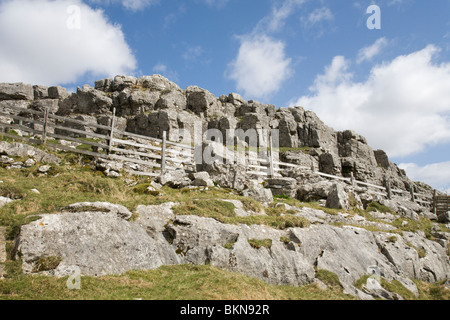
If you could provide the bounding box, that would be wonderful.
[14,201,449,299]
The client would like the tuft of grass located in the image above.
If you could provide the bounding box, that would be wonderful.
[315,269,343,289]
[387,236,398,243]
[248,239,272,250]
[366,202,394,214]
[32,256,62,273]
[173,199,236,219]
[0,185,26,200]
[392,218,435,240]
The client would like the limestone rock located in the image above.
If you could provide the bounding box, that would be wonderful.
[158,170,191,188]
[0,141,60,164]
[16,211,178,277]
[186,86,222,117]
[113,75,137,91]
[95,78,113,92]
[374,150,390,169]
[319,152,341,175]
[242,185,273,203]
[265,177,297,198]
[297,180,333,202]
[326,183,350,210]
[0,196,13,208]
[0,83,34,100]
[191,171,214,187]
[48,86,69,100]
[63,202,133,220]
[163,215,316,286]
[203,162,248,191]
[155,89,186,110]
[75,85,113,115]
[137,74,181,92]
[33,85,49,100]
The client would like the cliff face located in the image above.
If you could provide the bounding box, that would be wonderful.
[0,75,417,189]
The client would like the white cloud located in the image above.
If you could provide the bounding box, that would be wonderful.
[226,34,292,99]
[290,45,450,158]
[152,63,179,82]
[88,0,158,11]
[357,37,388,63]
[183,46,203,61]
[257,0,306,33]
[399,162,450,193]
[304,6,334,26]
[0,0,136,86]
[227,0,305,99]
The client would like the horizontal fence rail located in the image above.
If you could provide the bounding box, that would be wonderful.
[0,104,194,177]
[0,103,436,208]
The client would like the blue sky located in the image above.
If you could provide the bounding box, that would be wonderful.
[0,0,449,193]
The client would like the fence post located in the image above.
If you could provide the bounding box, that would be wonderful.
[410,183,415,202]
[107,108,116,155]
[311,160,316,173]
[384,176,391,200]
[42,107,49,144]
[433,190,437,216]
[268,132,275,178]
[161,131,167,176]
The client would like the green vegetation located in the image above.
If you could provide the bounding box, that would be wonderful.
[315,269,343,289]
[1,139,448,301]
[32,256,62,273]
[279,236,291,245]
[0,264,356,300]
[278,146,312,155]
[248,239,273,250]
[387,236,398,243]
[354,274,449,300]
[366,201,394,214]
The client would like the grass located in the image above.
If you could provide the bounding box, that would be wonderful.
[248,239,272,250]
[173,199,310,230]
[278,146,312,155]
[366,201,394,214]
[1,139,448,301]
[315,269,343,289]
[0,264,355,300]
[354,274,449,300]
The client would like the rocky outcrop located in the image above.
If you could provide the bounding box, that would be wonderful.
[14,201,450,299]
[0,141,60,164]
[0,75,425,195]
[0,83,34,101]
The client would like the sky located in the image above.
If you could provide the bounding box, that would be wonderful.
[0,0,449,193]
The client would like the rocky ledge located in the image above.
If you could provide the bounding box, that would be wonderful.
[12,198,450,300]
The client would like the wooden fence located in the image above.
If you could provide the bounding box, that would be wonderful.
[434,193,449,216]
[0,103,433,207]
[0,104,194,177]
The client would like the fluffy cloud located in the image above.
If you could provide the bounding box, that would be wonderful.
[399,162,450,194]
[259,0,306,33]
[290,45,450,158]
[303,6,334,26]
[227,0,305,99]
[0,0,136,85]
[226,34,292,99]
[357,37,388,63]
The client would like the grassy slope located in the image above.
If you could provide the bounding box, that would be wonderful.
[0,265,354,300]
[0,146,448,300]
